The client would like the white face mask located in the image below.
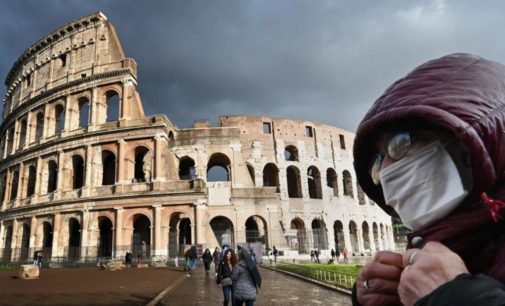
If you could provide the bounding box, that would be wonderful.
[379,140,468,231]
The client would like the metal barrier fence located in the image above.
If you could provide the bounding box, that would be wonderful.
[263,261,357,290]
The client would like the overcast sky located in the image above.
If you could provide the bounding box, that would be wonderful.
[2,0,505,132]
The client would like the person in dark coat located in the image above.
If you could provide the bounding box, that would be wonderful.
[216,248,237,306]
[202,248,213,277]
[188,245,197,274]
[232,248,260,306]
[352,53,505,306]
[213,247,221,273]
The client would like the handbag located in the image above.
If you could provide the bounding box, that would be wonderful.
[221,277,232,287]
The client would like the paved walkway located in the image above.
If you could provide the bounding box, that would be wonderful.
[158,265,352,306]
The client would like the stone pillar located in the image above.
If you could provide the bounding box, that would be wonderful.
[368,226,376,254]
[377,226,384,251]
[29,217,37,257]
[114,207,124,258]
[10,219,18,261]
[14,163,24,207]
[117,139,127,184]
[120,78,131,119]
[55,150,64,199]
[12,119,19,155]
[24,111,32,148]
[51,213,61,260]
[80,210,90,260]
[389,226,396,251]
[33,157,43,203]
[89,86,98,126]
[153,135,164,181]
[343,222,352,254]
[42,103,50,140]
[63,95,71,133]
[357,228,364,255]
[230,144,242,187]
[153,205,162,257]
[82,145,93,197]
[4,168,12,206]
[194,200,207,245]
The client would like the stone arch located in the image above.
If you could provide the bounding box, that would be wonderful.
[101,150,116,186]
[373,222,380,251]
[46,160,58,193]
[357,184,366,205]
[168,131,175,147]
[42,221,53,263]
[131,146,152,183]
[6,126,14,154]
[71,155,85,189]
[380,223,386,249]
[207,153,231,182]
[10,170,19,201]
[20,222,30,261]
[246,163,255,186]
[53,103,65,135]
[105,90,120,122]
[34,111,45,142]
[290,217,308,253]
[18,119,27,149]
[168,211,193,257]
[362,221,370,252]
[210,216,234,248]
[307,166,322,199]
[178,156,196,180]
[326,168,338,197]
[26,165,36,197]
[311,219,328,250]
[342,170,353,198]
[2,225,13,262]
[129,214,151,259]
[349,220,359,254]
[98,216,113,258]
[78,96,90,128]
[67,217,81,261]
[286,166,302,198]
[262,163,280,192]
[333,220,345,252]
[245,215,268,247]
[284,145,299,161]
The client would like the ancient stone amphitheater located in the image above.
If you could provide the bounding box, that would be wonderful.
[0,12,393,265]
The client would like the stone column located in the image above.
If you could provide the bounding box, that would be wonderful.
[29,217,37,257]
[194,200,207,245]
[114,207,124,258]
[120,78,131,120]
[153,205,162,257]
[55,150,64,199]
[80,210,90,260]
[357,228,364,255]
[343,222,352,254]
[12,119,19,155]
[117,139,127,184]
[10,219,18,261]
[368,226,376,254]
[33,156,43,203]
[51,213,61,261]
[24,111,32,148]
[63,95,71,133]
[14,163,24,207]
[42,103,50,140]
[88,86,98,128]
[82,145,93,197]
[389,226,396,251]
[153,135,164,181]
[4,168,12,206]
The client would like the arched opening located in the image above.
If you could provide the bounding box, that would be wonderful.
[380,224,386,250]
[262,163,280,192]
[168,213,192,257]
[326,168,338,196]
[134,147,150,183]
[349,221,358,255]
[362,221,370,252]
[2,226,13,262]
[72,155,84,189]
[101,151,116,186]
[0,175,7,205]
[35,112,44,141]
[54,104,65,135]
[18,120,27,149]
[20,223,30,261]
[290,218,307,253]
[357,184,366,205]
[178,156,196,180]
[6,127,14,154]
[373,222,380,251]
[47,161,58,193]
[286,166,302,198]
[245,216,267,246]
[307,166,322,199]
[246,163,255,186]
[284,145,299,161]
[168,131,175,147]
[342,170,353,198]
[78,97,89,128]
[333,221,344,252]
[42,222,53,264]
[207,153,231,182]
[105,91,120,122]
[210,216,234,247]
[132,215,151,261]
[311,219,328,250]
[26,166,36,197]
[67,218,81,261]
[10,170,19,200]
[98,217,113,258]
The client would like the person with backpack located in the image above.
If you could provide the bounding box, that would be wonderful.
[188,245,197,275]
[202,248,213,277]
[272,246,278,263]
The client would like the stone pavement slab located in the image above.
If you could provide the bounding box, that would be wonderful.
[159,265,351,306]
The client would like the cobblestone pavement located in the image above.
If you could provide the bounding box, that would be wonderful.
[159,265,352,306]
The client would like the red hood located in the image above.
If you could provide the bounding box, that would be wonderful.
[353,53,505,217]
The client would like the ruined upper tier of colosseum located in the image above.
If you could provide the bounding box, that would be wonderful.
[0,12,393,264]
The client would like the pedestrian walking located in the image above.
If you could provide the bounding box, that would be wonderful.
[213,247,221,273]
[125,251,132,266]
[272,246,278,263]
[188,244,197,275]
[217,248,237,306]
[314,249,320,263]
[202,248,213,277]
[310,249,315,262]
[342,248,348,264]
[232,248,261,306]
[335,248,340,263]
[331,249,336,259]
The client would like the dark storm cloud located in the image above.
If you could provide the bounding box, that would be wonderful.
[2,0,505,131]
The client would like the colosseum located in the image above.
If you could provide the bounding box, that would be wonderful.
[0,12,394,265]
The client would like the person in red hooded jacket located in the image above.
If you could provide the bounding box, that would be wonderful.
[352,53,505,306]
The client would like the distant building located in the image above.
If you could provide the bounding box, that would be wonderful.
[0,12,393,264]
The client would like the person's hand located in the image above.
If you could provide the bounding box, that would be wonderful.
[356,251,404,306]
[399,241,469,306]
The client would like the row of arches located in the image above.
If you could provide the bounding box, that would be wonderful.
[0,91,120,159]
